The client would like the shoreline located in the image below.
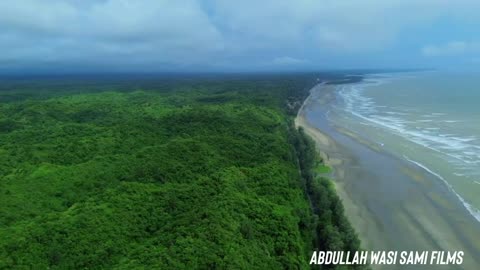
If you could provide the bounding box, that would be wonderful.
[295,83,480,270]
[295,84,377,251]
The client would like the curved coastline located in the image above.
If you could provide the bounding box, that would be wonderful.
[296,83,480,270]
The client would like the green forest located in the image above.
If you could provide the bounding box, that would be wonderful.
[0,74,365,269]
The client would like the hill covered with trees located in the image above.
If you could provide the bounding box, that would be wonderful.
[0,74,365,269]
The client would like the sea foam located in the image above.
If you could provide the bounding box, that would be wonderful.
[403,155,480,223]
[336,74,480,223]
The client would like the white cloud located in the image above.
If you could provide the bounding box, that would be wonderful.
[470,58,480,64]
[209,0,480,52]
[1,0,480,71]
[0,0,224,68]
[271,56,308,66]
[422,41,480,56]
[0,0,78,34]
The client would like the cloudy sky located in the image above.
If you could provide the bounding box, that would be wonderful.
[1,0,480,73]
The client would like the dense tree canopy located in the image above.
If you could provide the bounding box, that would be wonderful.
[0,74,365,269]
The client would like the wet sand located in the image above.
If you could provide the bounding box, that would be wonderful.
[296,84,480,270]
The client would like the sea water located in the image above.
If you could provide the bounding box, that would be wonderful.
[330,71,480,222]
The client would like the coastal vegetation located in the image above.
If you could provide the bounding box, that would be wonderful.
[293,128,365,269]
[0,74,364,269]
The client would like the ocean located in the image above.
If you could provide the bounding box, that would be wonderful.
[329,71,480,222]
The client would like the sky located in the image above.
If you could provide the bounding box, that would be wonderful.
[1,0,480,73]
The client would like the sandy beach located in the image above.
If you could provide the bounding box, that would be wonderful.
[296,83,480,270]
